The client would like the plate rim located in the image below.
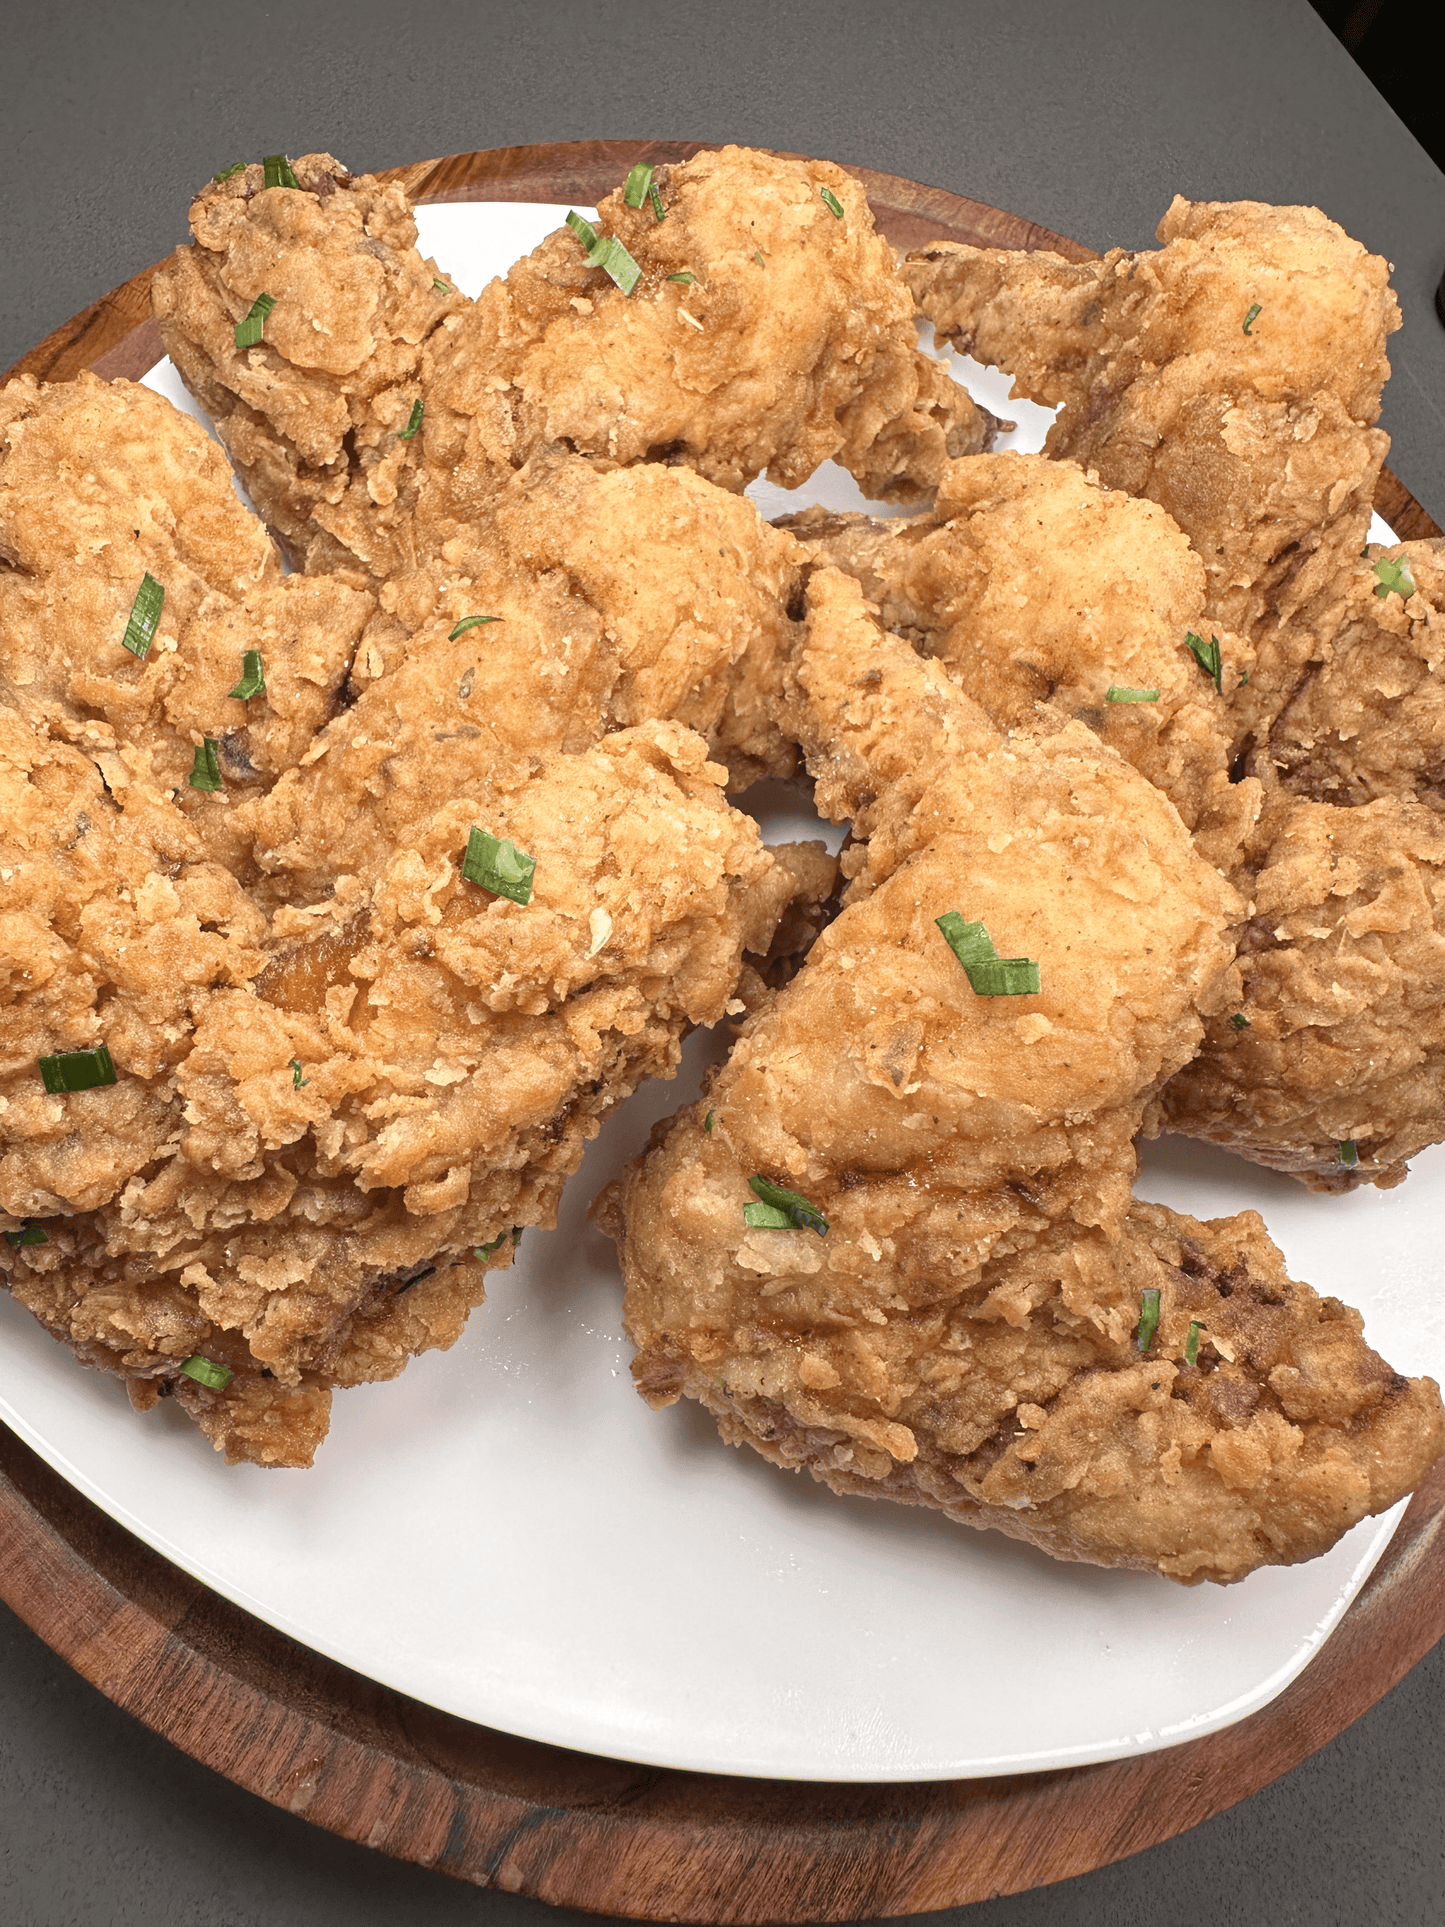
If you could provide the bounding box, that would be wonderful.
[2,139,1443,1919]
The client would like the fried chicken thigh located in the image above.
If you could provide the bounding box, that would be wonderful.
[599,570,1440,1581]
[782,451,1259,864]
[905,199,1400,752]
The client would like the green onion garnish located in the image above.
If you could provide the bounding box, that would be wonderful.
[668,270,697,285]
[649,182,666,223]
[746,1176,828,1237]
[397,399,424,440]
[475,1231,510,1259]
[1337,1140,1359,1167]
[228,650,266,700]
[214,162,246,182]
[584,234,642,296]
[1137,1288,1161,1353]
[1105,686,1159,703]
[1243,303,1262,335]
[188,740,223,792]
[179,1354,233,1391]
[704,1109,715,1134]
[623,163,654,208]
[291,1060,309,1089]
[39,1046,117,1094]
[462,828,536,905]
[935,912,1041,997]
[754,250,766,269]
[1185,631,1223,692]
[449,615,500,640]
[433,277,453,294]
[1373,557,1416,602]
[1230,1013,1251,1030]
[820,186,845,220]
[234,292,276,349]
[121,573,164,660]
[4,1224,48,1247]
[262,154,300,191]
[566,209,599,251]
[1184,1320,1203,1366]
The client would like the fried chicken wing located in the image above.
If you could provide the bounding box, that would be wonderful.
[1154,781,1445,1191]
[782,452,1259,862]
[905,199,1400,752]
[598,572,1439,1581]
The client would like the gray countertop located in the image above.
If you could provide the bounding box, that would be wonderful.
[2,2,1442,1921]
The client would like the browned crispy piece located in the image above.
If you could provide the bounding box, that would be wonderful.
[151,154,465,583]
[417,146,993,539]
[1154,782,1445,1191]
[782,452,1259,863]
[905,199,1400,753]
[1269,540,1445,810]
[599,571,1441,1581]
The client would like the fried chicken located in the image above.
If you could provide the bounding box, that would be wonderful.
[1,374,833,1466]
[600,571,1443,1581]
[151,153,466,583]
[781,451,1259,865]
[1153,779,1445,1191]
[905,198,1400,753]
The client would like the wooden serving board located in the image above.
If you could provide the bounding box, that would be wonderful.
[2,142,1442,1922]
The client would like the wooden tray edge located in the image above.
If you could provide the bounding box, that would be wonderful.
[2,140,1442,1920]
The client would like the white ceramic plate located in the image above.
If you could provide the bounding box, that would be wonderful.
[0,202,1432,1784]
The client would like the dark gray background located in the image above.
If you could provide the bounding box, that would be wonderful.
[2,2,1442,1921]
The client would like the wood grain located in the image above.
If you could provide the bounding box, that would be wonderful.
[1,142,1442,1920]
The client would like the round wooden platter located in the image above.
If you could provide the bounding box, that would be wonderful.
[2,142,1443,1921]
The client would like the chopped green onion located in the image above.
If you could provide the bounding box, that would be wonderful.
[39,1046,117,1094]
[1105,686,1159,703]
[1184,1320,1203,1367]
[234,292,276,349]
[1243,303,1262,335]
[432,276,453,294]
[820,186,845,220]
[449,615,500,640]
[228,650,266,700]
[1230,1013,1251,1031]
[649,182,666,223]
[585,233,642,296]
[1185,630,1223,692]
[1238,670,1250,686]
[1337,1139,1359,1168]
[754,250,766,269]
[397,399,424,440]
[179,1354,233,1391]
[4,1223,48,1248]
[668,270,698,285]
[511,1226,523,1245]
[1137,1288,1161,1353]
[291,1060,309,1089]
[188,739,223,792]
[121,573,165,660]
[214,162,246,182]
[744,1202,793,1229]
[935,912,1041,997]
[704,1109,715,1134]
[462,828,536,904]
[746,1175,828,1237]
[566,209,599,251]
[623,162,654,208]
[1373,557,1416,602]
[475,1231,510,1259]
[262,154,300,191]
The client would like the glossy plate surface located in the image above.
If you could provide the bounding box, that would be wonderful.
[0,203,1434,1783]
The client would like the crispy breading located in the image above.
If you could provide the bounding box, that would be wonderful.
[1268,540,1445,810]
[905,198,1400,752]
[782,452,1260,861]
[151,153,465,582]
[1154,782,1445,1191]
